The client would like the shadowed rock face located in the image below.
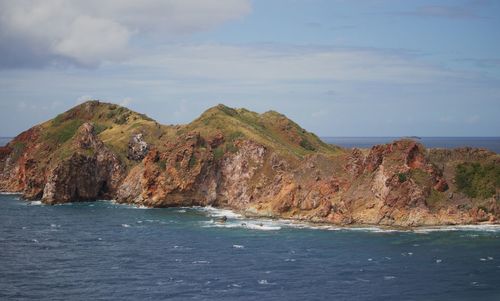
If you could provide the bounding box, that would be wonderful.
[42,123,125,204]
[1,101,499,227]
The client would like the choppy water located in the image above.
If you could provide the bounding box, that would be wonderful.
[1,194,499,300]
[321,137,500,153]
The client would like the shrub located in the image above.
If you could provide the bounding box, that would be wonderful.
[158,160,166,171]
[398,173,407,183]
[10,141,26,161]
[114,112,130,125]
[226,142,238,154]
[188,155,197,168]
[93,123,108,135]
[455,162,499,198]
[46,119,83,144]
[214,147,224,160]
[299,138,316,151]
[228,131,244,141]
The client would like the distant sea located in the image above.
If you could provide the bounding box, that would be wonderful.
[1,134,500,300]
[1,196,500,301]
[321,137,500,153]
[0,137,11,147]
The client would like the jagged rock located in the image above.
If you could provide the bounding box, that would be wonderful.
[128,133,149,161]
[42,123,125,204]
[0,101,498,227]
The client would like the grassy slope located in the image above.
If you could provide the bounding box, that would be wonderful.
[13,101,341,174]
[183,104,341,159]
[36,101,173,168]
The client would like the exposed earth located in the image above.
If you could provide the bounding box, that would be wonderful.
[1,101,498,227]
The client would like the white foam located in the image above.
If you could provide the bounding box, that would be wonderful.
[0,191,20,195]
[192,260,210,264]
[195,206,243,219]
[258,280,274,285]
[414,224,500,233]
[244,223,281,231]
[29,201,42,206]
[203,219,282,231]
[232,245,245,249]
[121,224,131,228]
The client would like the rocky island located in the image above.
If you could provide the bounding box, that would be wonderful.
[0,101,498,227]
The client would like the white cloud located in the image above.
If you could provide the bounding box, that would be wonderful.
[54,16,131,67]
[127,44,456,84]
[0,0,251,68]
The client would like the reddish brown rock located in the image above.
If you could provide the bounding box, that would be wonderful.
[1,102,498,228]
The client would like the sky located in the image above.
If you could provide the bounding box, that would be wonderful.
[0,0,499,137]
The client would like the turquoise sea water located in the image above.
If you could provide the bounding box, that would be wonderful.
[1,195,499,300]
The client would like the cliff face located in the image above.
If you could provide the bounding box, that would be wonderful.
[1,101,499,227]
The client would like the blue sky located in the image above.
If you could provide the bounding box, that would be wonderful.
[0,0,499,137]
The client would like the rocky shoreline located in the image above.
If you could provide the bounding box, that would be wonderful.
[1,101,498,227]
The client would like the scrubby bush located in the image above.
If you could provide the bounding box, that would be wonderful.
[455,162,499,198]
[299,138,316,151]
[398,173,407,183]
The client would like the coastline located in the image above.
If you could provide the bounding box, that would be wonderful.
[3,192,499,232]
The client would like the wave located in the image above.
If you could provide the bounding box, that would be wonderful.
[413,224,500,233]
[0,191,21,195]
[194,206,500,233]
[203,220,281,231]
[194,206,243,219]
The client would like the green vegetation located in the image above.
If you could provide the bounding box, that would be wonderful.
[228,131,244,141]
[397,173,407,183]
[10,141,26,161]
[52,113,65,126]
[45,119,84,144]
[187,104,339,158]
[226,142,238,154]
[158,160,166,171]
[299,138,316,151]
[455,162,500,198]
[93,123,108,135]
[427,189,446,207]
[188,155,197,168]
[16,101,343,174]
[410,169,430,186]
[214,147,224,160]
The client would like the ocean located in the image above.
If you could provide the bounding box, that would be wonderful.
[1,195,499,300]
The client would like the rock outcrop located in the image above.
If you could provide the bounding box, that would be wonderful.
[42,123,125,204]
[1,101,498,227]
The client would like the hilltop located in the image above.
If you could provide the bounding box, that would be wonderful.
[0,100,499,227]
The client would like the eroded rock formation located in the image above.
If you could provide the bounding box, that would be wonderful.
[1,101,498,227]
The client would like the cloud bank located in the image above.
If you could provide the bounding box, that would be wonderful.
[0,0,251,68]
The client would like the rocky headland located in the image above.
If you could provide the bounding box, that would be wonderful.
[1,101,498,227]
